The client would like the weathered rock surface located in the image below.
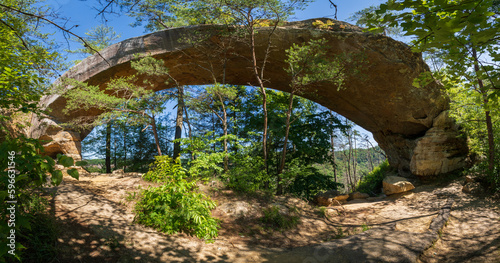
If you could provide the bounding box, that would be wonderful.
[314,189,340,206]
[462,182,484,194]
[30,18,468,178]
[410,111,468,176]
[333,194,350,201]
[350,192,370,200]
[383,175,415,195]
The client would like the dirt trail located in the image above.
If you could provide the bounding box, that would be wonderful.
[51,173,499,263]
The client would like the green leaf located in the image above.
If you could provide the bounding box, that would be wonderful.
[67,168,79,180]
[58,155,74,167]
[51,170,63,185]
[0,191,7,203]
[44,156,56,167]
[15,175,29,182]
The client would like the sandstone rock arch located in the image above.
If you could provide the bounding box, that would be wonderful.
[31,19,468,178]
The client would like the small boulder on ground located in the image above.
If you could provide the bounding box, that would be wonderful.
[314,189,339,206]
[314,190,349,206]
[462,181,484,194]
[383,175,415,195]
[333,194,349,201]
[112,169,124,175]
[350,191,370,200]
[464,175,475,184]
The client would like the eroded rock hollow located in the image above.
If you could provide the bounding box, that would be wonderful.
[30,19,468,178]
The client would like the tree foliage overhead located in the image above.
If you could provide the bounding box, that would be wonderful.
[364,0,499,185]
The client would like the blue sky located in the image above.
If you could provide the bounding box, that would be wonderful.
[45,0,386,57]
[44,0,384,153]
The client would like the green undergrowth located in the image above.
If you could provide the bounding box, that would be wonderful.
[134,156,219,242]
[356,160,391,196]
[260,205,300,231]
[5,194,59,263]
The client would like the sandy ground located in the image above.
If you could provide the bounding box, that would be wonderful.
[48,171,499,262]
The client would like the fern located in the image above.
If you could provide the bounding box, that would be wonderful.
[135,156,220,241]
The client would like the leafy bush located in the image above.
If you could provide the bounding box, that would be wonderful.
[356,160,391,195]
[188,151,225,179]
[261,205,300,230]
[142,156,182,183]
[18,196,59,262]
[287,163,343,201]
[0,136,79,261]
[135,156,219,241]
[224,154,273,194]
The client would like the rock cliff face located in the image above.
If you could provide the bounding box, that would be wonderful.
[30,18,467,176]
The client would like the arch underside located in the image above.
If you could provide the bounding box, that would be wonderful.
[32,19,468,178]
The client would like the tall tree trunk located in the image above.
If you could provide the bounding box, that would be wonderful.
[368,147,374,171]
[212,113,216,152]
[151,116,162,156]
[472,48,495,172]
[353,135,357,185]
[348,134,353,190]
[343,150,352,193]
[277,91,294,195]
[222,111,229,173]
[183,106,194,161]
[123,125,127,172]
[105,122,111,173]
[331,133,337,184]
[113,138,117,170]
[249,25,269,173]
[173,86,184,160]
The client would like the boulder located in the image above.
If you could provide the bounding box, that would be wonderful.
[112,169,124,175]
[316,196,333,206]
[464,175,475,184]
[333,194,350,201]
[314,189,340,206]
[350,192,370,200]
[383,176,415,195]
[462,182,483,194]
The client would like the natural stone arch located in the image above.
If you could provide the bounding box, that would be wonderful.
[31,19,468,178]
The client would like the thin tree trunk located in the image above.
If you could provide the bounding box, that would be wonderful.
[343,150,351,193]
[183,105,194,161]
[105,123,111,173]
[249,24,269,173]
[277,91,294,195]
[472,48,495,172]
[212,113,216,152]
[151,117,162,156]
[331,133,337,184]
[173,86,184,160]
[353,135,357,185]
[123,125,127,172]
[113,138,117,170]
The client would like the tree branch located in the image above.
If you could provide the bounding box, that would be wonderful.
[0,3,110,66]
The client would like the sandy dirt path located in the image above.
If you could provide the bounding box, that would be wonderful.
[50,174,499,262]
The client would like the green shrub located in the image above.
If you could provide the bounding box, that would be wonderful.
[19,212,59,262]
[0,137,79,261]
[260,205,300,230]
[224,154,272,194]
[188,151,225,180]
[135,156,219,241]
[142,156,183,183]
[287,163,343,201]
[356,160,391,195]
